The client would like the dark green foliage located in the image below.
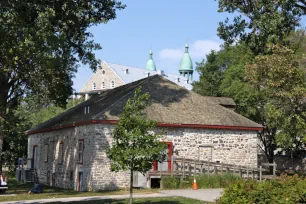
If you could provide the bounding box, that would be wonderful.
[217,0,305,54]
[161,174,241,189]
[217,174,306,204]
[0,0,125,160]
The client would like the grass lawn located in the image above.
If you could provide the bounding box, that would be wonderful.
[0,177,158,202]
[45,197,210,204]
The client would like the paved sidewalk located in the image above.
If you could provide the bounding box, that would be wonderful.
[1,193,171,204]
[161,189,224,202]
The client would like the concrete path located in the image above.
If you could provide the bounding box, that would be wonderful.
[1,193,171,204]
[161,189,224,202]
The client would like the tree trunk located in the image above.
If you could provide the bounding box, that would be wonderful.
[130,169,133,204]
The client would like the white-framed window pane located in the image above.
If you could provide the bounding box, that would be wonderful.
[111,81,115,88]
[92,82,96,90]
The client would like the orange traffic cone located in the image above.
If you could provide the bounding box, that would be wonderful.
[192,177,198,190]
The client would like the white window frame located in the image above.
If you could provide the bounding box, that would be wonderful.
[92,83,96,90]
[111,81,115,88]
[101,82,105,89]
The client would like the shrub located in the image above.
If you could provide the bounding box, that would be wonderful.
[161,176,181,189]
[217,174,306,204]
[161,173,241,189]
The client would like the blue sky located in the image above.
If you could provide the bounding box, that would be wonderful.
[73,0,232,91]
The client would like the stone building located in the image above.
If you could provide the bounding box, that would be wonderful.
[26,75,262,191]
[79,44,194,97]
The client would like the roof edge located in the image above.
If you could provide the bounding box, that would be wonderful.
[26,119,263,135]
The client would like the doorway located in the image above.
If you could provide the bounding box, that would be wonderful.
[32,145,37,169]
[78,172,83,192]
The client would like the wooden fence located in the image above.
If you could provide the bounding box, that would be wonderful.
[149,157,277,181]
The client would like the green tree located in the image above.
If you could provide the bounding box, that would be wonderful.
[246,45,306,154]
[217,0,305,54]
[0,1,125,159]
[106,87,166,204]
[193,50,225,97]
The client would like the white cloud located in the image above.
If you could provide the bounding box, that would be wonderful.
[156,40,221,81]
[190,40,220,58]
[158,40,221,60]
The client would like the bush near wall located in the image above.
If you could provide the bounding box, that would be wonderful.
[217,174,306,204]
[161,173,241,189]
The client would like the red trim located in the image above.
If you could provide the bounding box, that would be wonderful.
[167,142,173,171]
[153,142,173,171]
[77,139,84,165]
[26,120,263,135]
[32,145,37,169]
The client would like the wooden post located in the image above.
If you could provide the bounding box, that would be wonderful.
[214,165,217,174]
[260,165,262,181]
[221,163,224,174]
[273,163,276,176]
[239,166,242,177]
[247,166,249,178]
[171,156,174,177]
[252,169,254,179]
[194,158,197,175]
[182,157,185,178]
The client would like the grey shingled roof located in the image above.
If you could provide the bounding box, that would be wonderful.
[28,75,261,134]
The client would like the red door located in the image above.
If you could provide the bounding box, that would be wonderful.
[153,142,173,171]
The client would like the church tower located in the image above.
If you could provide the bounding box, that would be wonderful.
[146,49,157,71]
[179,43,193,81]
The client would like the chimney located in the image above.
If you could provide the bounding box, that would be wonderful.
[157,70,164,76]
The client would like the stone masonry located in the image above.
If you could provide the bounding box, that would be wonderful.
[80,62,125,92]
[28,124,258,191]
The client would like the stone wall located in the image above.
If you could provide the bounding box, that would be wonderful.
[161,128,258,167]
[80,61,125,92]
[28,124,129,191]
[28,124,258,191]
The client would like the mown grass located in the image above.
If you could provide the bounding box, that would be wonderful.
[0,177,157,202]
[162,173,241,189]
[46,197,211,204]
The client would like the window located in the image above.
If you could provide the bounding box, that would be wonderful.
[111,81,115,88]
[44,144,48,162]
[101,82,105,89]
[102,70,105,75]
[58,142,64,164]
[92,82,96,90]
[70,171,74,181]
[78,139,84,164]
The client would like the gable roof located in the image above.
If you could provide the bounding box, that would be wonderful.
[106,62,193,90]
[27,75,262,135]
